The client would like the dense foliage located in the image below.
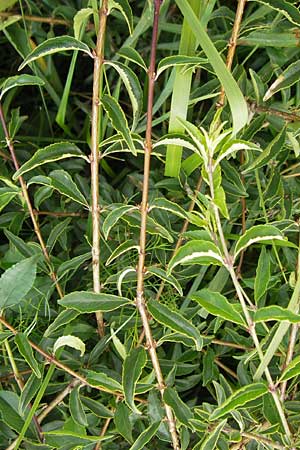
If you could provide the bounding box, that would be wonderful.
[1,0,300,449]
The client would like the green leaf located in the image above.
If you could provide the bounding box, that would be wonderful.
[147,266,183,296]
[87,370,123,393]
[18,36,92,71]
[0,189,18,212]
[167,240,224,273]
[191,289,245,326]
[106,240,140,266]
[13,142,89,180]
[264,61,300,101]
[214,186,229,219]
[200,419,227,450]
[128,421,161,450]
[44,309,80,337]
[73,8,93,40]
[46,217,71,254]
[103,205,138,239]
[156,55,207,79]
[279,355,300,382]
[209,382,268,420]
[117,46,147,71]
[108,0,133,34]
[147,299,203,351]
[254,306,300,323]
[19,372,42,415]
[0,331,13,344]
[149,197,188,219]
[102,94,136,155]
[0,0,18,12]
[0,257,37,309]
[81,396,113,418]
[176,117,208,164]
[58,291,132,313]
[153,133,200,154]
[0,391,25,434]
[254,247,270,302]
[104,61,143,130]
[163,387,193,427]
[57,252,91,278]
[114,402,133,443]
[69,386,88,427]
[0,74,44,100]
[15,333,41,378]
[123,347,147,414]
[175,0,248,135]
[53,335,85,357]
[234,225,290,259]
[249,0,300,26]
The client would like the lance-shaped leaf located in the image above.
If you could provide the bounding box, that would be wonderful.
[103,205,138,239]
[58,291,132,313]
[254,306,300,323]
[19,371,42,415]
[13,142,89,179]
[200,419,227,450]
[102,94,136,155]
[147,300,203,351]
[44,309,80,337]
[214,140,260,167]
[81,396,113,418]
[106,240,140,266]
[104,61,142,130]
[53,335,85,357]
[149,197,188,219]
[69,386,88,427]
[0,74,44,100]
[15,333,41,378]
[73,8,93,40]
[0,189,18,212]
[0,256,37,309]
[175,0,248,135]
[176,117,208,165]
[87,370,123,393]
[264,61,300,101]
[254,247,270,302]
[167,240,224,274]
[209,382,268,421]
[123,347,147,414]
[248,0,300,27]
[114,402,133,443]
[156,55,207,79]
[147,266,183,296]
[153,132,200,154]
[18,36,93,70]
[128,422,161,450]
[234,224,293,259]
[117,46,147,71]
[57,252,91,278]
[279,355,300,383]
[163,387,193,427]
[192,289,245,326]
[108,0,133,34]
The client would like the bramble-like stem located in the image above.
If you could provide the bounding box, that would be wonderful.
[135,1,180,448]
[90,1,108,337]
[0,103,63,299]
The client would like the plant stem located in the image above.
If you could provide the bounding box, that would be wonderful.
[90,1,108,337]
[0,11,70,26]
[0,103,63,299]
[135,2,180,448]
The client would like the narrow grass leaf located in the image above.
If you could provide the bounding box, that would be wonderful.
[103,205,138,239]
[191,289,245,326]
[128,421,161,450]
[123,347,147,414]
[102,94,136,154]
[254,306,300,323]
[87,370,123,393]
[147,300,203,351]
[156,55,207,79]
[0,256,37,309]
[117,46,147,71]
[147,266,183,296]
[279,355,300,382]
[254,247,270,302]
[163,387,193,426]
[167,240,224,274]
[106,240,140,266]
[58,291,132,313]
[209,382,268,420]
[69,386,88,427]
[44,309,80,337]
[234,225,287,259]
[15,333,41,378]
[13,142,89,180]
[200,419,227,450]
[0,74,44,100]
[18,36,93,70]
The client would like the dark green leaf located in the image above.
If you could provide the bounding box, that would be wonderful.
[254,247,270,302]
[128,421,161,450]
[123,347,147,414]
[15,333,41,378]
[69,386,88,427]
[44,309,80,337]
[58,291,132,313]
[254,306,300,323]
[19,372,42,415]
[87,371,123,393]
[81,396,113,418]
[0,74,44,100]
[279,355,300,382]
[163,387,193,427]
[114,402,133,443]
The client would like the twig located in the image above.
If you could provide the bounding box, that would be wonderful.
[90,2,108,337]
[0,11,70,26]
[135,2,180,449]
[0,103,64,299]
[33,210,85,217]
[251,102,300,123]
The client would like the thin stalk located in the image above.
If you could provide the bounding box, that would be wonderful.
[0,103,63,299]
[135,1,180,448]
[0,11,70,25]
[90,2,108,337]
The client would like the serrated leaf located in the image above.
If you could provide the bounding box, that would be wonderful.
[13,142,89,180]
[234,225,289,259]
[54,335,85,356]
[58,291,132,313]
[106,240,140,266]
[123,347,147,414]
[0,256,37,309]
[149,197,188,219]
[18,36,92,71]
[200,419,227,450]
[87,370,123,393]
[279,355,300,382]
[19,371,42,415]
[147,266,183,296]
[168,240,224,274]
[128,421,161,450]
[254,247,270,302]
[104,61,143,130]
[15,333,41,378]
[102,94,136,155]
[264,60,300,101]
[108,0,133,34]
[69,386,88,426]
[209,382,268,420]
[44,309,80,337]
[103,205,138,239]
[147,300,203,351]
[191,289,245,326]
[254,306,300,323]
[163,387,193,427]
[156,55,207,79]
[81,396,113,418]
[0,74,44,100]
[117,46,147,71]
[73,8,93,40]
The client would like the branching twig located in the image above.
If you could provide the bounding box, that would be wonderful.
[0,11,70,26]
